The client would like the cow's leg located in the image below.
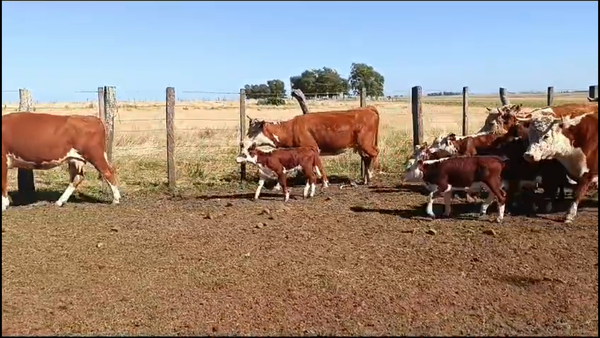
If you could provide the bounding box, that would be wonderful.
[276,171,290,202]
[479,184,495,216]
[56,159,85,207]
[425,190,436,218]
[441,185,453,217]
[565,175,592,223]
[301,163,317,198]
[254,176,266,200]
[356,133,379,184]
[483,177,506,222]
[361,156,373,185]
[313,154,328,188]
[88,151,121,204]
[2,153,9,212]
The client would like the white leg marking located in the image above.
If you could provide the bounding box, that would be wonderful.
[368,169,374,180]
[2,195,9,212]
[255,178,265,200]
[496,203,506,223]
[314,166,322,178]
[56,160,85,207]
[56,184,76,207]
[565,202,578,223]
[108,182,121,204]
[443,185,453,216]
[310,182,316,197]
[303,182,310,198]
[284,191,290,202]
[426,191,435,218]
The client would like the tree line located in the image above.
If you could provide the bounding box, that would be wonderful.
[244,63,385,105]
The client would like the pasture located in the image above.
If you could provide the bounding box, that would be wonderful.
[2,92,598,336]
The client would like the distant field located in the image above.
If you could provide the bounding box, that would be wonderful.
[0,91,591,195]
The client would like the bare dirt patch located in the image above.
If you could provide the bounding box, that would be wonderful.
[2,175,598,336]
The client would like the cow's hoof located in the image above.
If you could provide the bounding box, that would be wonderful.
[495,217,504,223]
[112,200,120,205]
[564,218,574,224]
[55,201,65,207]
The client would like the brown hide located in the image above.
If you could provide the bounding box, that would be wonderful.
[2,112,109,167]
[561,112,598,177]
[258,106,379,157]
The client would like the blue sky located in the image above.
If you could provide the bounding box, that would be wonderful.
[2,1,598,102]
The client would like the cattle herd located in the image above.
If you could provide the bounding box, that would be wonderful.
[1,100,598,225]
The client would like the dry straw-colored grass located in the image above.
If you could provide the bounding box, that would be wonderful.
[1,92,590,197]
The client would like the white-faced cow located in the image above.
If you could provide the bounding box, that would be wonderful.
[403,155,507,222]
[517,108,598,223]
[242,106,380,186]
[480,102,598,136]
[235,144,325,202]
[2,112,121,212]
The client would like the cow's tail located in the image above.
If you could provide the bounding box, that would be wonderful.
[97,117,117,181]
[369,106,382,172]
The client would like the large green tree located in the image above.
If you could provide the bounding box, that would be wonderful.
[348,63,385,98]
[290,67,349,99]
[244,79,287,105]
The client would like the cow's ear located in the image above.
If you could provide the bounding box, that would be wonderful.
[447,133,456,141]
[485,106,492,112]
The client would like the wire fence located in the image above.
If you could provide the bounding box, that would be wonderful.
[3,84,597,192]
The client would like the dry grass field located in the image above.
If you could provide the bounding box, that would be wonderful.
[0,91,591,194]
[2,91,597,336]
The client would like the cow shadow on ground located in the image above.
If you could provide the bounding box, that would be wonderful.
[8,189,104,207]
[368,183,427,194]
[196,174,354,201]
[350,202,485,220]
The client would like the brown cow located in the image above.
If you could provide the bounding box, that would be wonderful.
[242,106,380,186]
[235,144,325,202]
[2,112,121,212]
[402,155,507,222]
[428,131,501,158]
[518,108,598,223]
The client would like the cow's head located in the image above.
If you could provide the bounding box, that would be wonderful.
[242,116,277,151]
[235,143,259,164]
[427,133,460,156]
[515,108,573,162]
[479,103,524,134]
[402,158,426,182]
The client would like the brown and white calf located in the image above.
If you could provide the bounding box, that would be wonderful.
[517,108,598,223]
[235,145,325,202]
[2,112,121,211]
[403,156,507,222]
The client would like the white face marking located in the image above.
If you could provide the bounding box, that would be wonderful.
[524,113,592,178]
[403,157,451,182]
[6,148,84,170]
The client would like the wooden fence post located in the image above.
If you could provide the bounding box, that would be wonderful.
[499,87,510,105]
[588,85,598,101]
[462,86,469,136]
[166,87,176,191]
[411,86,423,147]
[97,86,105,119]
[359,85,366,108]
[103,86,116,163]
[359,85,367,178]
[17,88,35,202]
[547,86,554,106]
[239,89,247,181]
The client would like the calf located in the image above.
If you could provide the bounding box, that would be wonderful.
[403,156,507,222]
[429,131,501,158]
[2,112,121,212]
[235,145,325,202]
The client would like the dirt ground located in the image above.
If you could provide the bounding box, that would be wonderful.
[2,175,598,336]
